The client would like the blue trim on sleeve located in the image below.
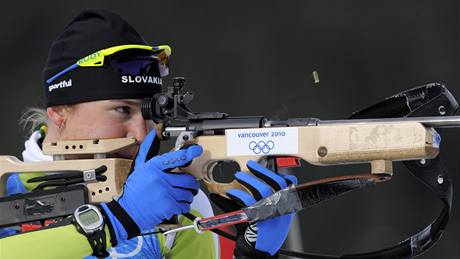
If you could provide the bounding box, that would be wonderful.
[6,173,28,195]
[0,228,18,238]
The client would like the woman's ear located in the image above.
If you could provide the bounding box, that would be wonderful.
[47,105,71,128]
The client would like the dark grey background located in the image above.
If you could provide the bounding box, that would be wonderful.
[0,1,459,258]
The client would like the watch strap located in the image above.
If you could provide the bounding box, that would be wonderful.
[86,227,110,258]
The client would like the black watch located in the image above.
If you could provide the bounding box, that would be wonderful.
[73,204,110,258]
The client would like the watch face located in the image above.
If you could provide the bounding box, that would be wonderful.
[80,209,100,226]
[74,204,104,233]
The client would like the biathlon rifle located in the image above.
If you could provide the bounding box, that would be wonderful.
[141,79,458,196]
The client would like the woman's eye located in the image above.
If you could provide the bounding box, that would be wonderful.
[115,106,131,115]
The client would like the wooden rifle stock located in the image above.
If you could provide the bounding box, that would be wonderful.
[180,120,441,197]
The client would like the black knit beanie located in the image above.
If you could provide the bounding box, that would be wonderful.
[43,9,164,107]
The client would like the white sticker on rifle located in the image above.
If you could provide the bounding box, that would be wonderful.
[226,128,299,156]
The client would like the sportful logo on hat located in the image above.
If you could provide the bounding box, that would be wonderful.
[48,79,73,92]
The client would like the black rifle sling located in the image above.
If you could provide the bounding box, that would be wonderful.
[271,155,452,259]
[319,83,456,259]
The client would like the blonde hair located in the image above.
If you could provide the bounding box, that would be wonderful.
[18,107,48,136]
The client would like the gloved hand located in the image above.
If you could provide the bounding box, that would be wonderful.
[101,130,202,242]
[211,160,297,258]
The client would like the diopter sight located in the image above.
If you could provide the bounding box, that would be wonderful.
[141,76,228,125]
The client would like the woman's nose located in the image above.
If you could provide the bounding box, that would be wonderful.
[127,117,148,144]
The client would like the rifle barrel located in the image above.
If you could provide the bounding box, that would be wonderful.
[319,115,460,128]
[164,115,460,134]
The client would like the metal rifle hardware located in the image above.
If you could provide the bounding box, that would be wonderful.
[0,185,88,227]
[142,79,458,258]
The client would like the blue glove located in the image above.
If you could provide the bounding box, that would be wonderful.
[101,130,202,241]
[226,160,297,257]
